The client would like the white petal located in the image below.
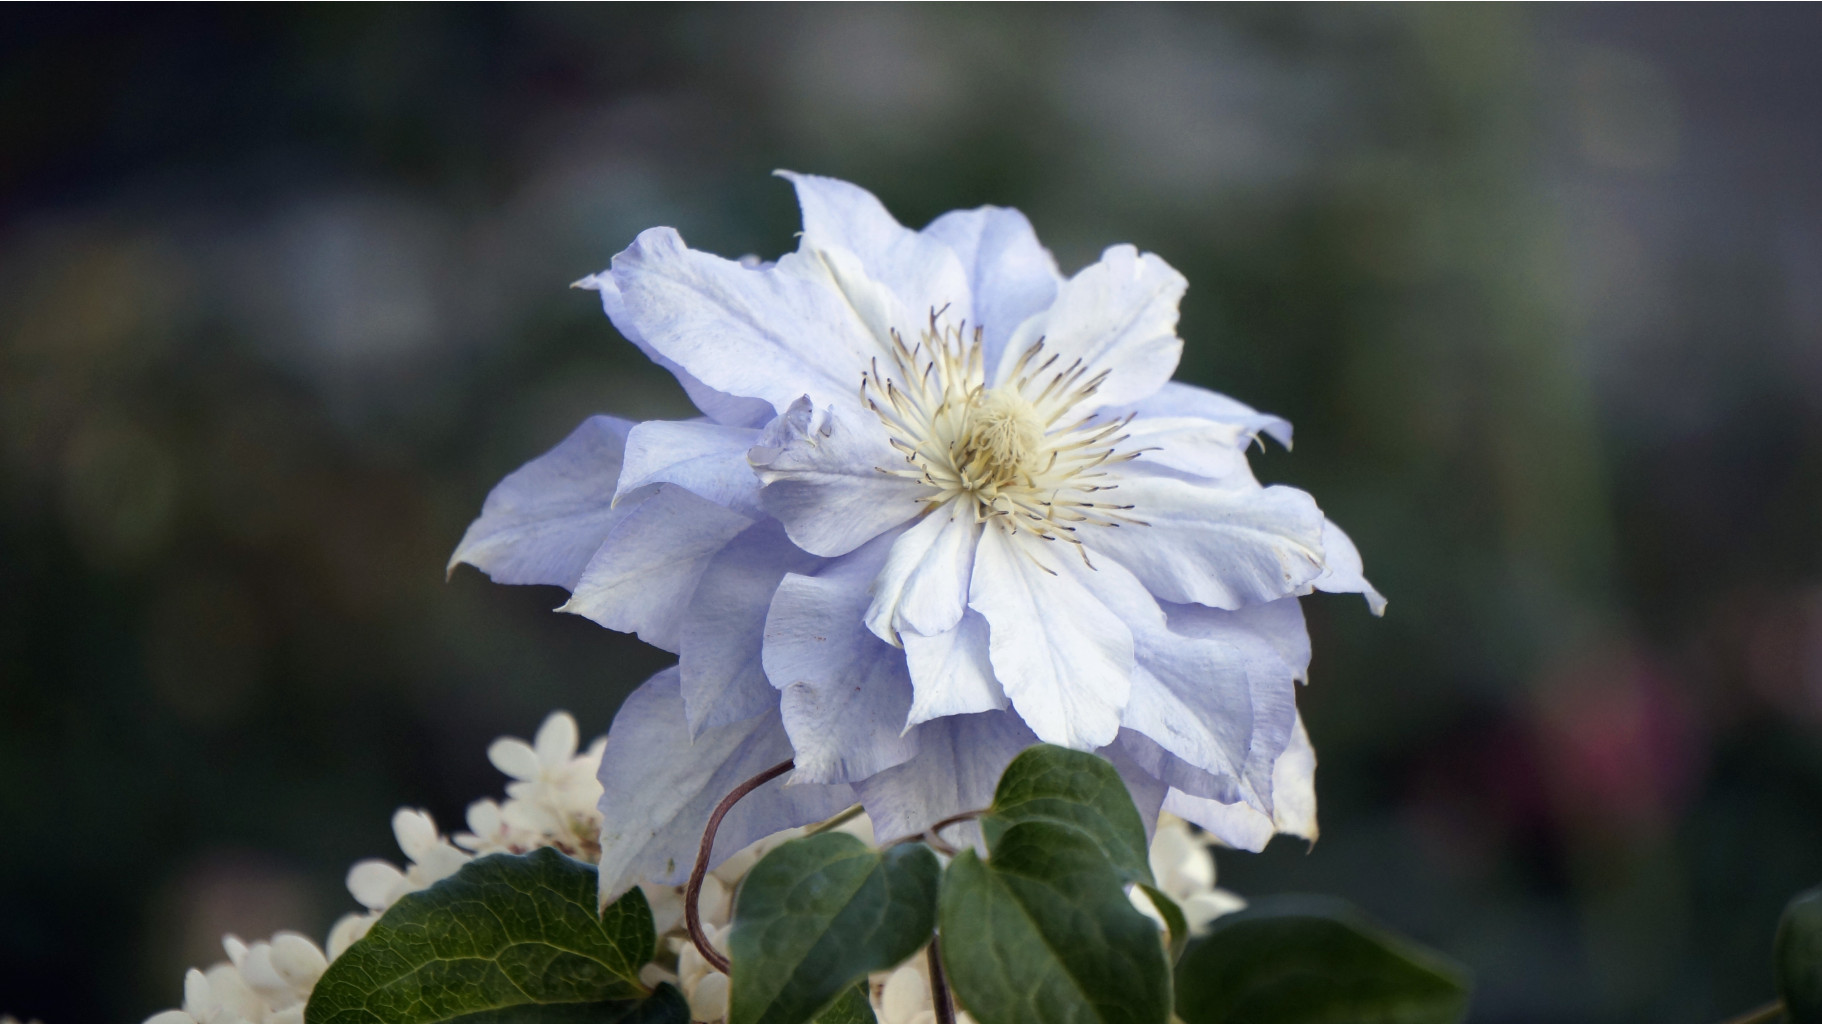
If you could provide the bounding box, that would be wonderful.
[391,808,441,862]
[1120,415,1256,482]
[922,205,1062,372]
[1166,597,1311,683]
[268,933,328,990]
[751,403,927,557]
[145,1010,197,1024]
[534,711,580,768]
[559,485,753,652]
[1132,380,1293,449]
[578,271,775,428]
[611,226,899,416]
[763,534,921,783]
[325,913,375,960]
[488,738,542,782]
[1085,471,1325,609]
[902,611,1007,727]
[182,968,213,1017]
[993,244,1185,408]
[688,970,731,1022]
[345,860,407,911]
[853,710,1038,849]
[864,505,979,642]
[1162,713,1318,851]
[967,527,1133,750]
[615,419,764,516]
[595,667,855,900]
[1311,518,1387,615]
[1089,557,1298,809]
[447,416,639,589]
[680,521,823,736]
[779,171,973,327]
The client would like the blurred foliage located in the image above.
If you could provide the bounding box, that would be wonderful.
[3,7,1821,1024]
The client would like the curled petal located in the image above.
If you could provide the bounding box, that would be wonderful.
[1162,714,1319,852]
[751,404,927,558]
[447,416,639,589]
[864,504,979,642]
[852,709,1038,849]
[1131,380,1293,449]
[902,610,1007,728]
[559,485,753,652]
[1084,471,1326,610]
[616,419,764,516]
[1310,518,1387,615]
[994,243,1185,408]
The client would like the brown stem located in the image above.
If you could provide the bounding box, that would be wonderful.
[685,758,794,975]
[928,937,956,1024]
[1719,1001,1785,1024]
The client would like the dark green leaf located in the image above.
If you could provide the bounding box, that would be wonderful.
[306,848,658,1024]
[1778,885,1822,1024]
[442,984,690,1024]
[939,821,1171,1024]
[1174,896,1471,1024]
[983,744,1153,885]
[809,985,877,1024]
[729,832,939,1024]
[1137,884,1190,963]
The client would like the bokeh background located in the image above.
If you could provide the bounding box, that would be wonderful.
[4,6,1821,1022]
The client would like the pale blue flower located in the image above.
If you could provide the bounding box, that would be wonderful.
[450,173,1383,898]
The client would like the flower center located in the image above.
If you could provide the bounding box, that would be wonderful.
[862,311,1148,555]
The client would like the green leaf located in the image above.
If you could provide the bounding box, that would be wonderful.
[1778,885,1822,1024]
[441,984,690,1024]
[1137,884,1190,964]
[809,985,877,1024]
[983,744,1153,886]
[729,832,939,1024]
[306,848,658,1024]
[1174,896,1471,1024]
[938,821,1172,1024]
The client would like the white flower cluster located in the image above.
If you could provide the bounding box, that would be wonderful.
[143,713,1244,1024]
[141,712,607,1024]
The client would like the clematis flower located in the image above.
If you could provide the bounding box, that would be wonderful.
[449,172,1383,899]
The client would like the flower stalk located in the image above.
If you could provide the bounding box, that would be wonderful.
[686,758,796,975]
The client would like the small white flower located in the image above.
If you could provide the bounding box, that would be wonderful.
[1128,812,1246,936]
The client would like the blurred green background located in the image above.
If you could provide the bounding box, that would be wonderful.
[4,6,1820,1022]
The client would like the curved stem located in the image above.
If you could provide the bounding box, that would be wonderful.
[928,937,956,1024]
[806,803,866,836]
[685,758,794,976]
[1719,1001,1785,1024]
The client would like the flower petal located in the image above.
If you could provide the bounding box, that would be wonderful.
[534,711,579,768]
[1160,713,1318,852]
[967,527,1133,750]
[611,227,903,416]
[576,272,774,428]
[902,610,1007,728]
[1075,551,1296,808]
[615,419,764,516]
[864,504,980,642]
[750,403,927,557]
[921,204,1061,370]
[679,520,823,736]
[559,485,752,652]
[851,709,1038,849]
[1132,380,1293,449]
[595,667,855,900]
[1120,415,1257,483]
[487,738,541,782]
[447,415,639,589]
[1085,471,1326,609]
[778,171,973,327]
[1311,518,1387,615]
[1166,597,1311,683]
[763,533,921,783]
[994,243,1185,408]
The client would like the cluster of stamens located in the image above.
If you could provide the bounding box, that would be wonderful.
[862,310,1151,561]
